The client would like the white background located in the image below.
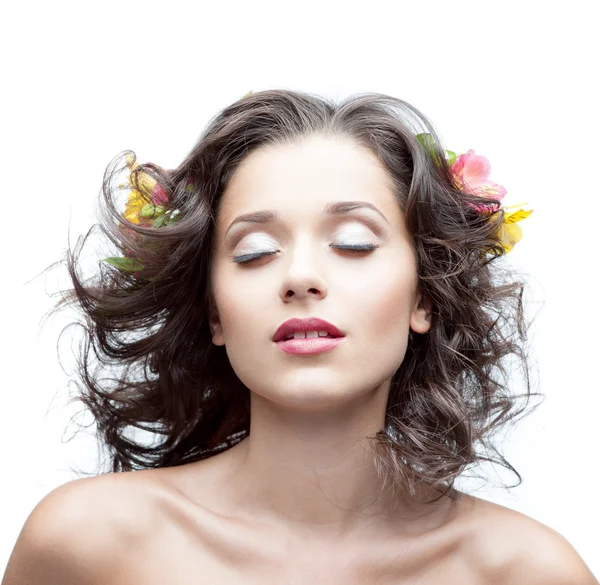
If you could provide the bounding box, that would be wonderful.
[1,0,598,577]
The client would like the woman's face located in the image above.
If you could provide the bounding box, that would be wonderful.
[209,134,431,410]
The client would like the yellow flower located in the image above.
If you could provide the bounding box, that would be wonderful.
[119,153,157,224]
[123,190,147,224]
[490,204,533,253]
[124,153,157,192]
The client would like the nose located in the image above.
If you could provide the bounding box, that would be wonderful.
[278,240,328,303]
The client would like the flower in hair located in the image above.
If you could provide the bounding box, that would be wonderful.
[102,154,181,273]
[449,149,507,206]
[487,204,533,253]
[416,133,533,254]
[120,153,178,228]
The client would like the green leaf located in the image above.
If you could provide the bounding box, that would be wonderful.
[416,133,435,152]
[445,150,457,165]
[152,214,166,228]
[102,256,144,272]
[416,133,443,164]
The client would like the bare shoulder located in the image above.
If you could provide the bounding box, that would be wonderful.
[2,471,163,585]
[457,494,598,584]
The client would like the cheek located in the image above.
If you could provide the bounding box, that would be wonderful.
[346,257,417,346]
[212,270,268,342]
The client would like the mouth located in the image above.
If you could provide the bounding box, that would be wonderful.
[274,335,345,355]
[281,331,339,340]
[272,317,345,343]
[272,317,345,355]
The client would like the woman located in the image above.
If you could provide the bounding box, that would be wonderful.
[3,90,597,584]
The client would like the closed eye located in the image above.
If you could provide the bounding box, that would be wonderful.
[231,244,379,265]
[330,243,379,254]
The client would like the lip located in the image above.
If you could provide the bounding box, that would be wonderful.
[275,336,345,355]
[272,317,345,343]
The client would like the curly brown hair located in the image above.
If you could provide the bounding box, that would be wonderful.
[53,89,540,504]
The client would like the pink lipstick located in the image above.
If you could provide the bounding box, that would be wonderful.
[273,317,345,355]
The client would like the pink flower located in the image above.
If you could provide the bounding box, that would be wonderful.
[450,149,507,205]
[151,184,169,206]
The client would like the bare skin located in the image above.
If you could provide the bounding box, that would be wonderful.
[107,453,487,585]
[5,450,596,585]
[4,135,597,584]
[205,134,435,542]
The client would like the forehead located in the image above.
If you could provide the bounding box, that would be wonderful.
[216,134,402,228]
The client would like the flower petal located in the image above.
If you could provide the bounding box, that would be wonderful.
[123,208,141,224]
[477,181,507,200]
[469,201,502,213]
[124,154,157,194]
[503,208,533,224]
[461,150,492,186]
[496,222,523,252]
[123,189,149,224]
[151,184,169,205]
[450,155,466,185]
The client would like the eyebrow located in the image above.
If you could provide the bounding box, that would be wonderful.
[224,200,390,238]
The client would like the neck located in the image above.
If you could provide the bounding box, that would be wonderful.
[219,382,453,540]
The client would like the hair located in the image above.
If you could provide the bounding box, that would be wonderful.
[52,89,540,504]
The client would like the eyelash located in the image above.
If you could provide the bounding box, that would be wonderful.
[232,243,379,265]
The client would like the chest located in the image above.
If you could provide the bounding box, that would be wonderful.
[111,510,485,585]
